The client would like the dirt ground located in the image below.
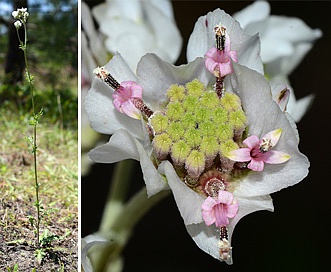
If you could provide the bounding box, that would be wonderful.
[0,150,78,271]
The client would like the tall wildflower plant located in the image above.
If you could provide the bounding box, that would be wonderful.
[12,8,43,248]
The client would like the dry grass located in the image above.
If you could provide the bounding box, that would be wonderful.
[0,100,78,271]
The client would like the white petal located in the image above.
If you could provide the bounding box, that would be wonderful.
[233,0,270,29]
[143,3,182,64]
[265,43,315,76]
[187,8,263,74]
[89,129,166,196]
[260,38,293,63]
[82,234,108,272]
[159,161,205,225]
[186,223,224,263]
[287,93,315,123]
[137,54,211,110]
[82,2,107,65]
[244,16,322,64]
[104,53,138,82]
[149,0,174,19]
[103,22,153,72]
[228,64,309,198]
[81,32,96,83]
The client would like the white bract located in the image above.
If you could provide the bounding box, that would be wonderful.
[92,0,182,71]
[233,0,322,121]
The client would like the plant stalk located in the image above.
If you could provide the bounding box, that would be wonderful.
[19,21,41,247]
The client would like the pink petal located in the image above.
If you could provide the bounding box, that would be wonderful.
[243,135,260,149]
[263,150,291,164]
[204,47,218,58]
[113,98,125,113]
[121,101,141,119]
[227,202,239,218]
[214,204,229,226]
[229,50,238,62]
[202,197,217,226]
[227,148,251,162]
[248,159,264,172]
[121,81,143,99]
[217,190,234,205]
[218,62,234,77]
[205,57,218,76]
[201,196,217,211]
[202,209,216,226]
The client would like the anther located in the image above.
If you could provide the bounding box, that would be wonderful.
[259,138,272,153]
[214,25,226,51]
[213,25,226,98]
[93,66,120,90]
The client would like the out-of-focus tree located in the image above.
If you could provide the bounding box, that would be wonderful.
[3,0,27,85]
[0,0,77,104]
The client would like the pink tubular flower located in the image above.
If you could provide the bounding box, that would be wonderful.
[202,190,239,227]
[112,81,143,119]
[227,128,291,172]
[204,33,238,78]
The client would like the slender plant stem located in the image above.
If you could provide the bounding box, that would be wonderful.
[99,160,135,233]
[19,21,41,247]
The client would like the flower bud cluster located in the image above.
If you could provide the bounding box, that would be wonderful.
[12,7,29,29]
[149,78,247,181]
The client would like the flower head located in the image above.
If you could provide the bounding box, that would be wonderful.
[85,7,309,266]
[12,7,29,23]
[14,20,22,29]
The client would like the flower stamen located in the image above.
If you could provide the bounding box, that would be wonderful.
[214,25,226,51]
[259,138,272,153]
[218,226,232,262]
[93,66,120,90]
[204,25,238,98]
[94,66,153,119]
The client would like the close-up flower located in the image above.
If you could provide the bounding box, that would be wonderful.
[82,1,331,271]
[84,6,309,266]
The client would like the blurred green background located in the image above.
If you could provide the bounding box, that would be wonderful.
[0,0,77,129]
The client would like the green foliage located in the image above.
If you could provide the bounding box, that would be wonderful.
[0,1,78,128]
[0,85,77,129]
[6,263,18,272]
[35,248,46,265]
[39,228,59,247]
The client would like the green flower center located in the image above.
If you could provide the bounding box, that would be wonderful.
[148,79,248,193]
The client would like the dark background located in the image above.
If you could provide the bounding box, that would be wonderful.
[82,1,331,271]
